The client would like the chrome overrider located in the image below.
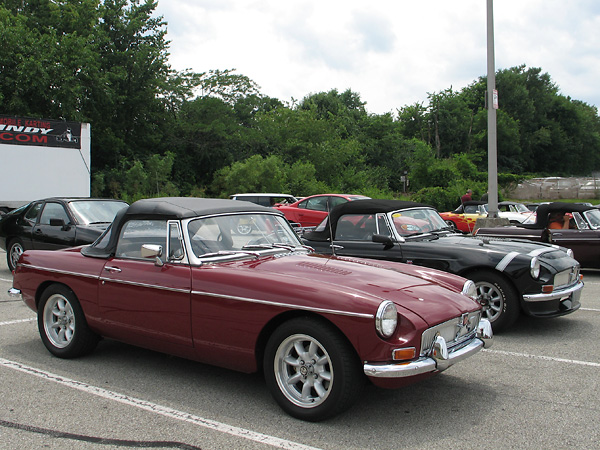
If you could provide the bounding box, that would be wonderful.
[364,318,493,378]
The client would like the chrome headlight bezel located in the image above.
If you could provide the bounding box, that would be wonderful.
[375,300,398,339]
[530,257,541,279]
[461,279,478,301]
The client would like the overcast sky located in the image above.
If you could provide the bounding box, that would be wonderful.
[154,0,600,115]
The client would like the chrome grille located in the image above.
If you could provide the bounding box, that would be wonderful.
[553,266,580,289]
[420,311,481,356]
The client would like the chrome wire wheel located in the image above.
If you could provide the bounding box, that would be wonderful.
[274,333,333,409]
[476,280,504,323]
[42,293,75,349]
[8,240,24,271]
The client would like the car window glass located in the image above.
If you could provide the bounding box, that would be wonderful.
[572,212,587,230]
[305,197,328,211]
[24,203,43,222]
[187,213,300,257]
[584,209,600,229]
[116,219,167,259]
[335,214,377,241]
[328,197,347,208]
[39,203,70,225]
[69,200,128,225]
[297,199,308,209]
[376,213,391,236]
[168,222,185,260]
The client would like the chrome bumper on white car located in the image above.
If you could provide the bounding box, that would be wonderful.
[364,319,493,378]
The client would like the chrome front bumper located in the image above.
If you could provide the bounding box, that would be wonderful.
[523,279,584,302]
[364,319,493,378]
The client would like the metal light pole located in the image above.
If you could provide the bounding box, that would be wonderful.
[486,0,499,218]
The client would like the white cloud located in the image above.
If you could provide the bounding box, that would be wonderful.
[156,0,600,113]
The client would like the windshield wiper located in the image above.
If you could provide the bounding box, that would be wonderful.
[198,250,261,259]
[242,243,298,251]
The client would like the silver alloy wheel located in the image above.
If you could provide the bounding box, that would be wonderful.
[476,281,504,323]
[42,293,75,349]
[274,333,333,409]
[9,241,24,270]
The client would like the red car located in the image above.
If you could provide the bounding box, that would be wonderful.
[9,197,492,421]
[275,194,370,228]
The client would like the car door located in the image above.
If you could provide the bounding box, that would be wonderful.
[32,201,77,250]
[98,219,193,347]
[331,213,405,262]
[548,213,600,268]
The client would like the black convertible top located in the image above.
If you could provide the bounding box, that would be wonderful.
[520,202,597,229]
[303,199,433,242]
[82,197,276,258]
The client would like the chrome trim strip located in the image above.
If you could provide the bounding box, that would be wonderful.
[495,251,519,272]
[523,280,584,302]
[18,264,99,280]
[99,277,190,294]
[192,290,374,319]
[364,338,484,378]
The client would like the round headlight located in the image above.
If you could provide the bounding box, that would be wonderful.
[461,279,478,301]
[566,248,574,258]
[375,301,398,338]
[530,257,541,279]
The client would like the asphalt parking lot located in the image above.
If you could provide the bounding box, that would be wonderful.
[1,249,599,450]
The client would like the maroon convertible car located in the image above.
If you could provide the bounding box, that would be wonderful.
[9,197,492,421]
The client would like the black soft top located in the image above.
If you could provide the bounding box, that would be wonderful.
[303,199,433,242]
[82,197,276,258]
[453,200,486,213]
[520,202,597,229]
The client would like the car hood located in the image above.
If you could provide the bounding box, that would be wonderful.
[422,233,572,268]
[231,253,478,325]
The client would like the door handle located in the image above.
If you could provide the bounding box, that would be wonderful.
[104,266,122,273]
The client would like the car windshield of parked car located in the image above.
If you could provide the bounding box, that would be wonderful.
[69,200,128,225]
[391,208,450,236]
[187,213,302,258]
[583,209,600,229]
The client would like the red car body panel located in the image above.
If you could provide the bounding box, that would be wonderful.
[275,194,369,227]
[15,248,479,378]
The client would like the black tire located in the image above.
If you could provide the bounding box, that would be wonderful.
[7,238,25,272]
[470,271,520,332]
[263,317,364,421]
[38,284,100,358]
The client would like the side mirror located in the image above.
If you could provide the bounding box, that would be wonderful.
[141,244,164,266]
[372,234,395,247]
[49,218,66,227]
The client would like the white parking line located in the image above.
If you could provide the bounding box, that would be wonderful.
[0,318,35,326]
[484,349,600,367]
[0,358,322,450]
[0,277,13,282]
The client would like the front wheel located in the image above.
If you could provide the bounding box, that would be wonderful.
[38,284,99,358]
[444,220,458,232]
[7,238,24,272]
[263,317,363,421]
[470,271,520,332]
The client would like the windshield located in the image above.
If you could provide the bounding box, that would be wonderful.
[187,213,302,258]
[391,208,449,236]
[584,209,600,229]
[69,200,128,225]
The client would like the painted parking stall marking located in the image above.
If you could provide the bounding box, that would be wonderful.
[0,358,323,450]
[484,349,600,367]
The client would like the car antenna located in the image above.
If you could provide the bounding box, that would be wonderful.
[327,199,336,256]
